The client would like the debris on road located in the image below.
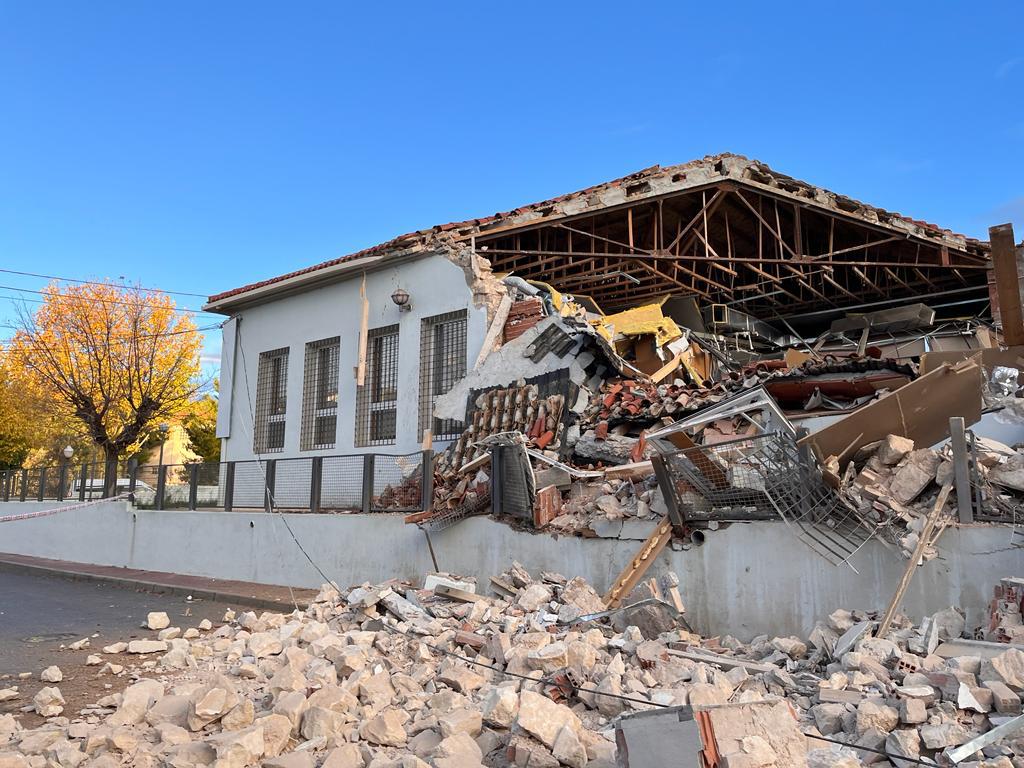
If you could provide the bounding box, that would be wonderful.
[1,564,1023,766]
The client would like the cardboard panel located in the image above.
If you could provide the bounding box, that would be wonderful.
[920,346,1024,375]
[798,359,983,464]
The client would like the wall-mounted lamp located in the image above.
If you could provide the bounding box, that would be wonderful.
[391,287,411,312]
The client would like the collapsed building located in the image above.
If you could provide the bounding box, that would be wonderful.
[4,154,1024,767]
[203,151,1024,583]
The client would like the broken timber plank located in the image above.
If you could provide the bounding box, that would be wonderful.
[664,431,729,489]
[488,576,517,597]
[603,520,673,608]
[945,712,1024,764]
[458,453,491,474]
[876,483,952,639]
[404,509,437,525]
[663,648,777,674]
[604,460,654,481]
[355,275,369,386]
[473,293,514,369]
[433,584,490,604]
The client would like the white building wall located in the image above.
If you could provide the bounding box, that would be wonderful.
[220,252,487,463]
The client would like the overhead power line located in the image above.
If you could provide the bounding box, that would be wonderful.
[0,268,210,299]
[0,284,220,317]
[0,322,224,351]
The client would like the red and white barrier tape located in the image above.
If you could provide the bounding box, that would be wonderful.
[0,494,129,523]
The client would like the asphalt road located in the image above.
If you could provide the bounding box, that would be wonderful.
[0,568,237,723]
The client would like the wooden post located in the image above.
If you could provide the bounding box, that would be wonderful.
[361,453,375,513]
[949,417,974,523]
[188,464,199,510]
[877,484,952,638]
[990,223,1023,345]
[309,456,323,514]
[223,462,235,511]
[155,465,167,511]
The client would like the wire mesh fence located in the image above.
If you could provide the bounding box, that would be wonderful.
[0,450,431,515]
[371,453,424,512]
[655,431,876,566]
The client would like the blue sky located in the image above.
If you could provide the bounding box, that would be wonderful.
[1,2,1022,369]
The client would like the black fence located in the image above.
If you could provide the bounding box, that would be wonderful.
[0,450,432,514]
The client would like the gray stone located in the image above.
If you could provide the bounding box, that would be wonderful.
[32,686,64,717]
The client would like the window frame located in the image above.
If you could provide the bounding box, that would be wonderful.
[254,347,290,454]
[418,310,467,442]
[300,337,340,451]
[355,324,400,447]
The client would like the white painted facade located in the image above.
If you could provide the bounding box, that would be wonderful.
[214,251,487,463]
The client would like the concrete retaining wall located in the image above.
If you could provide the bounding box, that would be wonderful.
[2,500,1019,640]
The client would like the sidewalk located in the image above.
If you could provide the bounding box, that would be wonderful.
[0,552,318,611]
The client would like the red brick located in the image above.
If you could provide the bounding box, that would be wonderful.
[533,485,562,528]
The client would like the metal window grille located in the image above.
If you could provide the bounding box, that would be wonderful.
[300,337,340,450]
[355,325,399,446]
[254,347,289,454]
[418,310,467,441]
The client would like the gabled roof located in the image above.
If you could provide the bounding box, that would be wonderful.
[205,153,988,311]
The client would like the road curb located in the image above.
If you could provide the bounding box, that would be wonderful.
[0,558,309,612]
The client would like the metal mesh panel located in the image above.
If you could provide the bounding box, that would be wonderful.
[321,455,364,510]
[41,467,64,500]
[133,464,160,508]
[254,347,289,454]
[659,432,876,566]
[300,337,340,451]
[418,310,467,442]
[232,461,268,509]
[161,464,191,509]
[272,458,313,509]
[24,469,42,499]
[195,463,225,508]
[78,464,106,500]
[372,453,423,512]
[355,325,399,447]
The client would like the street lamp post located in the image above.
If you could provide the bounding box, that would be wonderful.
[59,445,73,501]
[158,422,170,468]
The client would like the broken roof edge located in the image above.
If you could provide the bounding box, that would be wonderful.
[207,153,991,308]
[203,242,436,313]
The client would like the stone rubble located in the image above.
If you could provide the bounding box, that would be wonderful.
[0,565,1022,767]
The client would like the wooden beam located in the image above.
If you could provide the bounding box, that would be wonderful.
[809,236,901,260]
[990,223,1023,345]
[876,484,952,638]
[554,222,650,255]
[480,248,990,270]
[688,227,740,277]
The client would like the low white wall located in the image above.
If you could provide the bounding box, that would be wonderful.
[1,500,1018,640]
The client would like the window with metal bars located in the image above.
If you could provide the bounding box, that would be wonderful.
[300,337,340,450]
[418,310,467,441]
[253,347,289,453]
[355,325,399,446]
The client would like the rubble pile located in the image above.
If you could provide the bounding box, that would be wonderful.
[580,354,916,433]
[2,564,1024,767]
[414,268,1024,546]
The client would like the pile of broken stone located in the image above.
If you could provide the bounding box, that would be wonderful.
[1,563,1022,768]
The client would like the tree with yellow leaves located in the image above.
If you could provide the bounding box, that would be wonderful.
[10,282,204,474]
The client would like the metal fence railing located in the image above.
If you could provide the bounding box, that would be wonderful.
[0,450,433,514]
[652,431,875,567]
